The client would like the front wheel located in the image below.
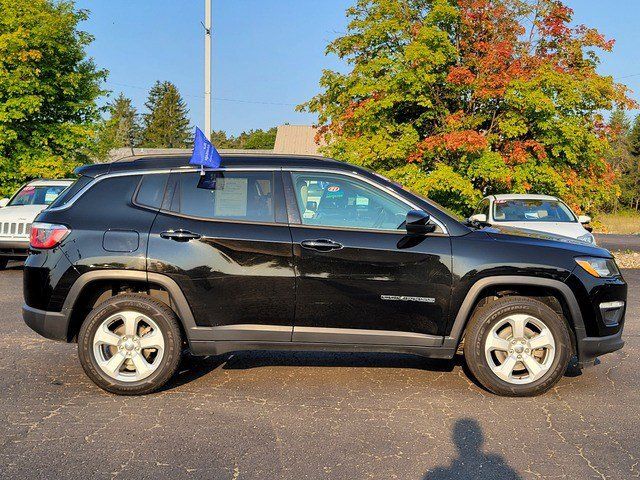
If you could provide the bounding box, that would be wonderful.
[78,294,182,395]
[463,296,572,397]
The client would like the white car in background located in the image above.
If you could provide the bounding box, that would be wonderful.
[468,194,596,245]
[0,179,73,269]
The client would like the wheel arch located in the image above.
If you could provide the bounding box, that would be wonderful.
[63,270,196,342]
[445,276,586,352]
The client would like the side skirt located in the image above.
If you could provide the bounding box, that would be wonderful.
[189,340,456,360]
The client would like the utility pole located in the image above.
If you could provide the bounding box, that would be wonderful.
[204,0,212,140]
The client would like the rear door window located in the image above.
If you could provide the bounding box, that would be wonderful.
[164,171,276,223]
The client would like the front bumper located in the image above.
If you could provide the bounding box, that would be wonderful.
[22,304,70,342]
[577,330,625,368]
[0,239,29,257]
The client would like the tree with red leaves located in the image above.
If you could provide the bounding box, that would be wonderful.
[301,0,634,215]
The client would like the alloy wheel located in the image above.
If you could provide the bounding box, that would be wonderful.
[484,313,556,385]
[92,310,165,382]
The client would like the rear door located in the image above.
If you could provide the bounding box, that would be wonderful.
[147,168,295,342]
[284,170,453,346]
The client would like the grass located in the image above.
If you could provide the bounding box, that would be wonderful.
[592,210,640,235]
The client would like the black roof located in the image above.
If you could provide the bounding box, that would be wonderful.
[74,153,470,235]
[76,153,349,178]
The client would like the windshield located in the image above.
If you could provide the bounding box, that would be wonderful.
[8,185,69,207]
[493,199,577,223]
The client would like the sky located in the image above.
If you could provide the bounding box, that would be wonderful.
[76,0,640,136]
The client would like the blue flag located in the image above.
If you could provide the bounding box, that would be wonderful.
[189,127,222,171]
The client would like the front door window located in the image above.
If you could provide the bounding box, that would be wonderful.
[290,172,410,231]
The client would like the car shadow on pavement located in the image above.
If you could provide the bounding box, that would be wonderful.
[160,351,459,391]
[161,351,582,393]
[422,418,521,480]
[160,353,231,391]
[221,350,460,372]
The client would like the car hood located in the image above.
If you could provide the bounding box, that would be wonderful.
[0,204,47,222]
[481,224,611,257]
[492,221,588,239]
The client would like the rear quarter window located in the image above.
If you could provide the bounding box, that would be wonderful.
[135,174,169,209]
[48,176,92,208]
[67,175,143,226]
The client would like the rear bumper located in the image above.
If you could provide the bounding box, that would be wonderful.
[22,304,70,342]
[577,330,625,368]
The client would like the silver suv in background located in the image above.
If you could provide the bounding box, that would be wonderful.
[469,194,596,244]
[0,179,73,269]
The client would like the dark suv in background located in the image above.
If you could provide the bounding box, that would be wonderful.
[22,154,626,396]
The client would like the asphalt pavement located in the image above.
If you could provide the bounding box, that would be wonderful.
[1,262,638,479]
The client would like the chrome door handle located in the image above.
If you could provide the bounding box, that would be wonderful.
[160,230,202,242]
[300,239,343,251]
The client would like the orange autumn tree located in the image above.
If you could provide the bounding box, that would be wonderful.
[301,0,634,215]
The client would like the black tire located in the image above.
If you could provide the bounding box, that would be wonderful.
[78,294,182,395]
[463,296,572,397]
[0,258,8,270]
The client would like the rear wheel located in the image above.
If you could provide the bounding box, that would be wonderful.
[463,296,572,397]
[0,258,8,270]
[78,294,182,395]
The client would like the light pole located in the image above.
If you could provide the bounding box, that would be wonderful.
[204,0,212,140]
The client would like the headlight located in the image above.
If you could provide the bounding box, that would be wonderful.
[575,256,620,278]
[577,233,595,244]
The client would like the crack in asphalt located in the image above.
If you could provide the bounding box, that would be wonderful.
[0,267,638,479]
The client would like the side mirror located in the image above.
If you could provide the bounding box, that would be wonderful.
[578,215,591,225]
[306,201,317,212]
[405,209,436,235]
[469,213,487,223]
[0,198,8,208]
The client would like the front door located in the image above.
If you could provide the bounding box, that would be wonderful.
[147,169,295,342]
[284,171,453,346]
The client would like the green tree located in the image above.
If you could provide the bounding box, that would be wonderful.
[608,109,631,165]
[301,0,634,215]
[209,127,278,150]
[96,93,141,156]
[237,127,277,149]
[605,109,631,211]
[621,114,640,210]
[142,81,191,148]
[210,130,235,149]
[629,114,640,158]
[0,0,106,196]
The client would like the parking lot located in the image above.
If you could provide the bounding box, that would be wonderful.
[0,263,638,480]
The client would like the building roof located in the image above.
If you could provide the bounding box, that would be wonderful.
[273,125,324,155]
[107,147,275,162]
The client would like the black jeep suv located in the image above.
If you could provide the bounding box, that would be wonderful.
[22,154,626,396]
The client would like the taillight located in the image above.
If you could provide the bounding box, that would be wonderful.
[30,223,70,249]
